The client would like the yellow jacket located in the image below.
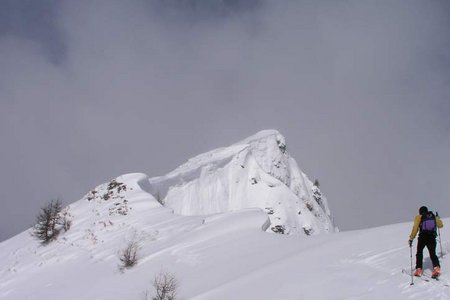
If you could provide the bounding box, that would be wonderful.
[409,214,443,240]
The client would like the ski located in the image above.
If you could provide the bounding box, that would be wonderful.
[401,269,449,287]
[418,276,430,282]
[402,269,428,282]
[421,274,450,287]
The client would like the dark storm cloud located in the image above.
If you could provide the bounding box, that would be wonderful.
[0,0,65,63]
[0,0,449,241]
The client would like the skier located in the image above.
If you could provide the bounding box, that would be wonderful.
[409,206,443,278]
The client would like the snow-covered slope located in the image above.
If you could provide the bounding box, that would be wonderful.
[149,129,336,236]
[0,173,449,300]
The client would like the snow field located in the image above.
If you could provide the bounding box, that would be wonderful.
[0,172,449,299]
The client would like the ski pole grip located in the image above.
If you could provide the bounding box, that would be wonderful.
[436,211,439,217]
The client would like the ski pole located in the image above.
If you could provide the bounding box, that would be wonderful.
[436,211,444,258]
[409,242,414,285]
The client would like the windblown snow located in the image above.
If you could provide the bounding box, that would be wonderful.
[1,130,449,300]
[149,129,336,236]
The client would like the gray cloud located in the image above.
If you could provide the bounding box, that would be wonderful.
[1,0,449,241]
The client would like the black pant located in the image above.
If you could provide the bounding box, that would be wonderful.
[416,233,440,269]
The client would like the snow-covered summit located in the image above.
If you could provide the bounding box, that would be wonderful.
[149,129,337,235]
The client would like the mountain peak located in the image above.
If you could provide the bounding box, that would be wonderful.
[149,130,336,236]
[0,130,340,300]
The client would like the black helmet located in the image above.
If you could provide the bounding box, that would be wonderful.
[419,206,428,215]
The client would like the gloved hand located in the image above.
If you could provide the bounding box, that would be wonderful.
[408,239,413,247]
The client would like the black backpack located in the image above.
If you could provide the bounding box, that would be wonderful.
[420,211,437,235]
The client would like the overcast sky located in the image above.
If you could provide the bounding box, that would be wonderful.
[1,0,449,242]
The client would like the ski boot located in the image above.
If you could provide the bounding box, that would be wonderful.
[432,266,441,279]
[414,268,423,277]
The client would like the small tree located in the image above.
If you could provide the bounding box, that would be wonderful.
[152,272,178,300]
[33,199,63,244]
[119,240,139,270]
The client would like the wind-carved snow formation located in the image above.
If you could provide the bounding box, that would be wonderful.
[149,129,337,235]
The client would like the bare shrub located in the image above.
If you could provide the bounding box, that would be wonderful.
[33,199,64,244]
[62,215,72,232]
[119,240,139,270]
[152,272,178,300]
[60,207,73,232]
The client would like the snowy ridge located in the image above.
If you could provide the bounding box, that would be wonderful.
[0,172,449,299]
[10,130,437,299]
[149,130,336,236]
